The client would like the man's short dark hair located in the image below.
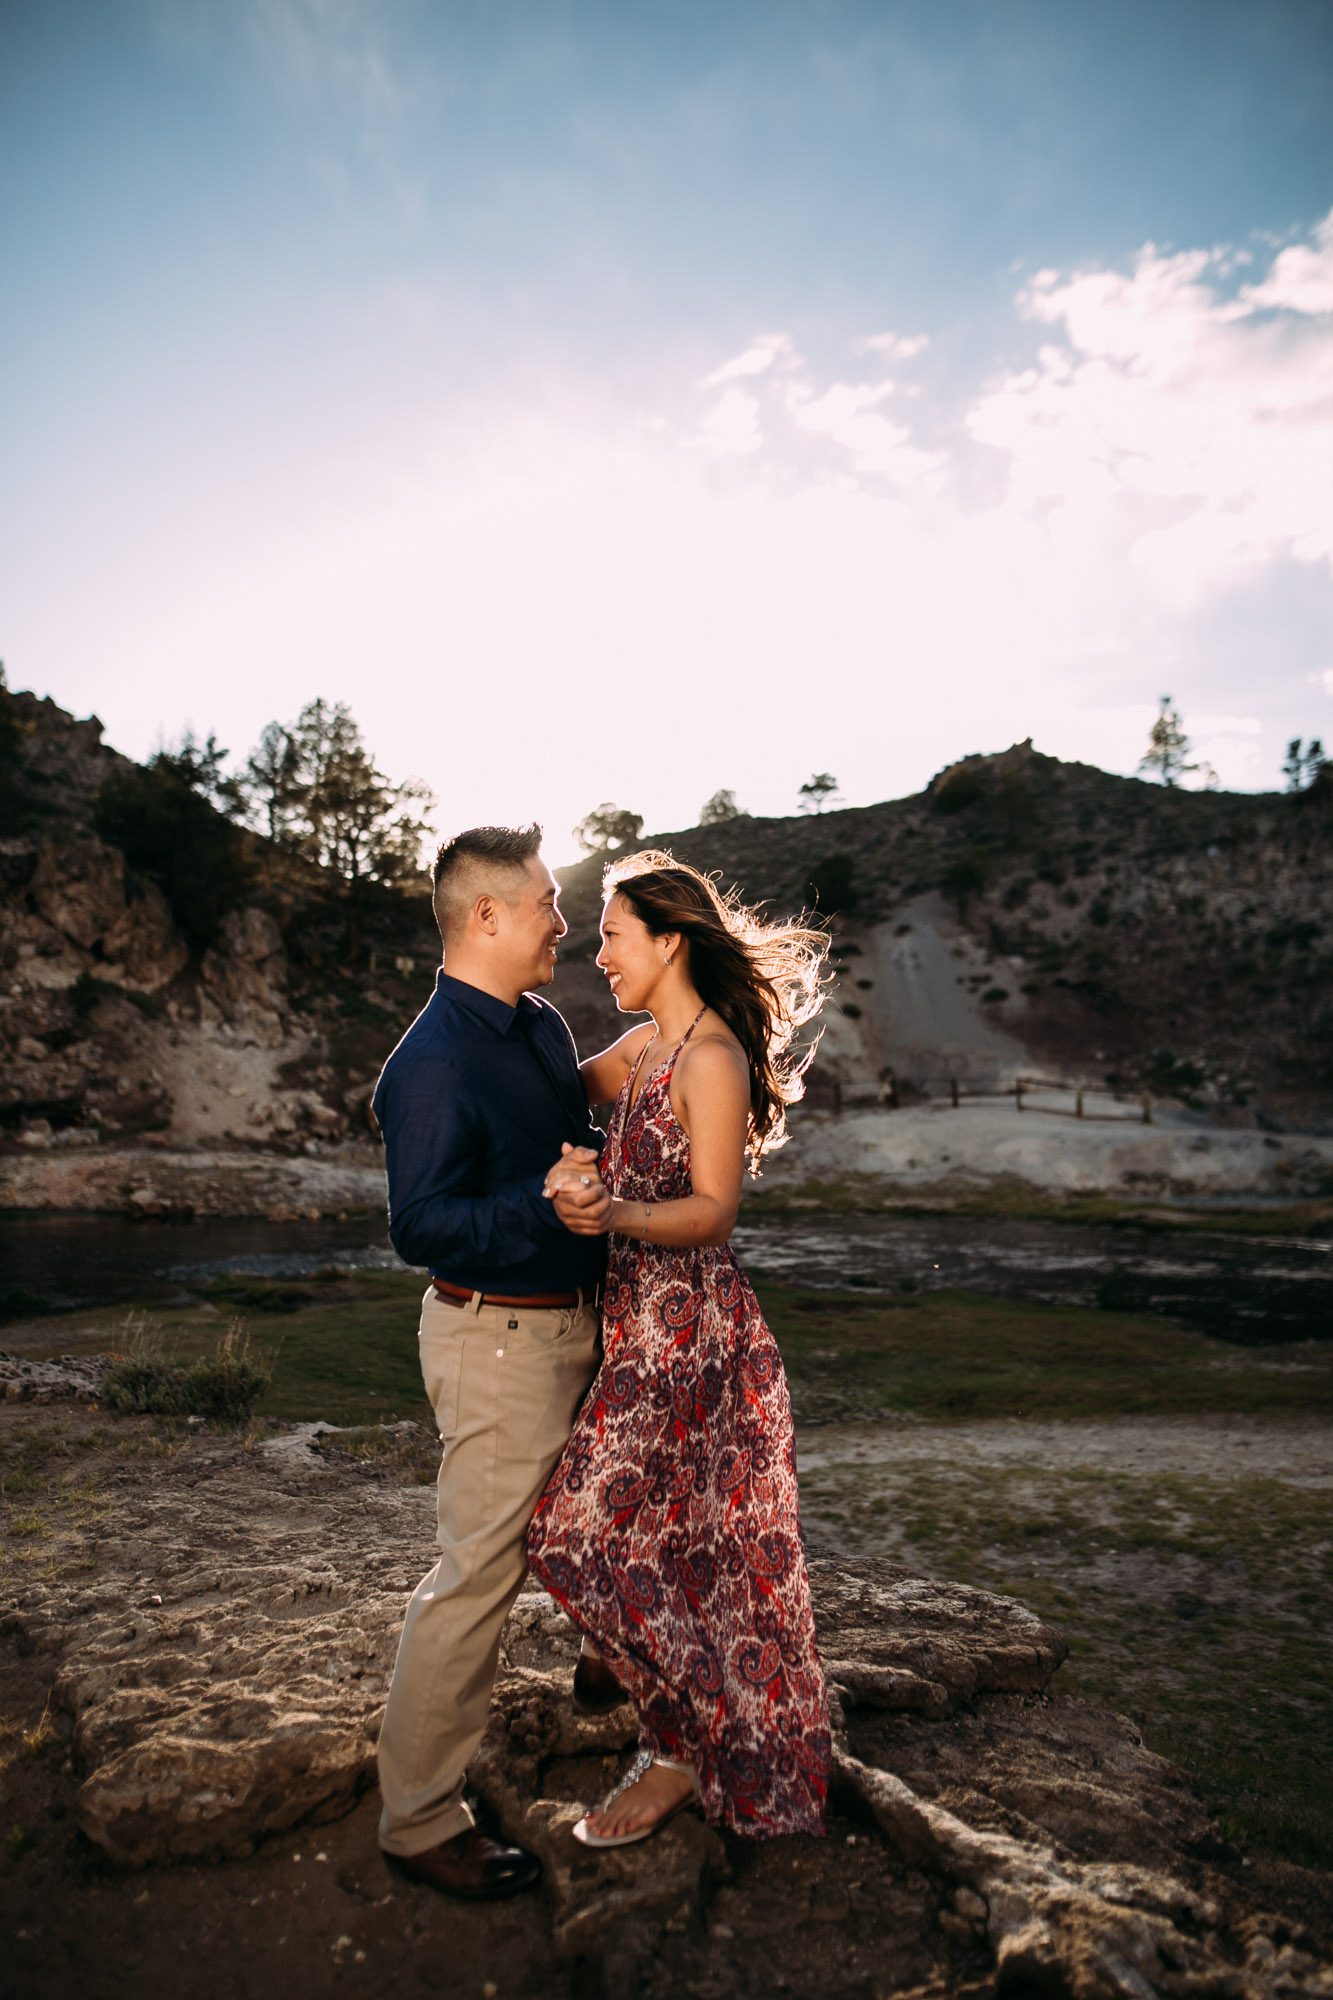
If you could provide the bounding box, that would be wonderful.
[432,824,543,942]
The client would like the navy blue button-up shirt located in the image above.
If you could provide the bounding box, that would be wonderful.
[372,970,606,1294]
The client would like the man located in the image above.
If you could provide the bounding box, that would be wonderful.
[372,823,610,1899]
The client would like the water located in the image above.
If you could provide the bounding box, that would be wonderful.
[1,1209,1329,1344]
[732,1214,1331,1344]
[0,1213,401,1318]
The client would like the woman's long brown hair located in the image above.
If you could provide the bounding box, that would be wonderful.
[603,849,830,1172]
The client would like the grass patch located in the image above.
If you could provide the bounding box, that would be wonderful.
[756,1285,1333,1425]
[0,1426,109,1580]
[21,1702,53,1759]
[798,1454,1333,1870]
[742,1177,1333,1237]
[102,1315,275,1425]
[252,1270,432,1424]
[311,1421,438,1483]
[201,1268,390,1315]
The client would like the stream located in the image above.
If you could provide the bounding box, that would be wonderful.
[2,1209,1329,1344]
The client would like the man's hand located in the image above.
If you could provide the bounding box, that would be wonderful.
[541,1142,612,1235]
[552,1178,613,1235]
[542,1142,602,1200]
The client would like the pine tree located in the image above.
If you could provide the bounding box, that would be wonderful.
[699,788,743,824]
[243,701,435,886]
[1284,738,1328,792]
[798,772,840,813]
[572,803,644,853]
[1138,697,1197,787]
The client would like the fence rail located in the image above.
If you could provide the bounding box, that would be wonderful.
[801,1075,1153,1124]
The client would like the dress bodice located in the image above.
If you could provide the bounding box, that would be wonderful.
[602,1055,696,1205]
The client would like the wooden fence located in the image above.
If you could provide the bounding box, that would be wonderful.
[802,1075,1153,1123]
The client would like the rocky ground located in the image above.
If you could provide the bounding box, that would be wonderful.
[5,1107,1333,1221]
[2,1399,1331,1999]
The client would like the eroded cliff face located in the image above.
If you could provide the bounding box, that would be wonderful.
[1,1400,1329,2000]
[1,694,412,1180]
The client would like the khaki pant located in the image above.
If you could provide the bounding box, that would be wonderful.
[377,1285,600,1855]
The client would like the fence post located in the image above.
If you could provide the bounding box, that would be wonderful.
[1142,1092,1152,1125]
[950,1077,959,1108]
[1076,1089,1084,1119]
[369,949,378,972]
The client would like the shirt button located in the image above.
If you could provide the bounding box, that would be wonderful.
[496,1348,505,1358]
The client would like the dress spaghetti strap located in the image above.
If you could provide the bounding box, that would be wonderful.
[625,1006,707,1114]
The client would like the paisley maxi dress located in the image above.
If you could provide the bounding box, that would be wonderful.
[525,1022,830,1837]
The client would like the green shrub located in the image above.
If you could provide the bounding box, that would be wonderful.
[806,852,858,914]
[940,853,988,912]
[931,767,987,813]
[102,1321,272,1424]
[93,760,252,948]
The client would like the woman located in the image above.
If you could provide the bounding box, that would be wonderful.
[526,850,832,1847]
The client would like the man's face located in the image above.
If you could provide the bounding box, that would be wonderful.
[495,855,567,991]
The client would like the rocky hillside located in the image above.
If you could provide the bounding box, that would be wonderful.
[0,685,439,1163]
[550,741,1333,1127]
[5,681,1331,1171]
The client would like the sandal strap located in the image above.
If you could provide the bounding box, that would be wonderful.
[591,1748,698,1820]
[595,1746,653,1814]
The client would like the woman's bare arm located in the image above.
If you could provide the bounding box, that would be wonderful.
[558,1035,748,1247]
[579,1023,653,1109]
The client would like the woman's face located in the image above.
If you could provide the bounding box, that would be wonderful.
[596,892,666,1013]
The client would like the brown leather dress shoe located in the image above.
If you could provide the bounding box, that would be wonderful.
[573,1649,626,1714]
[383,1828,541,1899]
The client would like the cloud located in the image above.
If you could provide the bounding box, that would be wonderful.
[1238,211,1333,316]
[689,211,1333,586]
[858,331,931,359]
[788,381,941,486]
[700,333,796,389]
[697,387,763,456]
[967,220,1333,598]
[1191,714,1263,735]
[35,208,1333,851]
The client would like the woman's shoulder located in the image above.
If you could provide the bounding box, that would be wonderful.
[677,1016,748,1086]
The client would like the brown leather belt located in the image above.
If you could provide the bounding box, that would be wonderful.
[433,1279,587,1311]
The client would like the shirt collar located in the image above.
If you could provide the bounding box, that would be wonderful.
[436,969,543,1037]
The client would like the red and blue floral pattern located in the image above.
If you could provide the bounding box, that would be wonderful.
[526,1042,830,1837]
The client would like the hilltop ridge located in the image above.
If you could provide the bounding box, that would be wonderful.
[2,680,1331,1214]
[550,740,1333,1127]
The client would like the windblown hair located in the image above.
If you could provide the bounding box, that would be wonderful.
[604,849,830,1172]
[432,823,542,941]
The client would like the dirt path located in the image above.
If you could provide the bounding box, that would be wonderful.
[866,893,1030,1082]
[797,1414,1333,1486]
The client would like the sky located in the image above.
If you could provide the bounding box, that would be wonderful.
[2,0,1332,866]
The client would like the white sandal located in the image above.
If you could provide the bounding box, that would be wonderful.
[572,1748,700,1849]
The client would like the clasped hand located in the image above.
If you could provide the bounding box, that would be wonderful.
[543,1143,613,1235]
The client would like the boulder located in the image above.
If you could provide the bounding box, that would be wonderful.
[101,877,188,990]
[200,907,288,1045]
[30,836,125,951]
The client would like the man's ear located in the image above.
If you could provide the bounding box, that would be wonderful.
[473,893,501,935]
